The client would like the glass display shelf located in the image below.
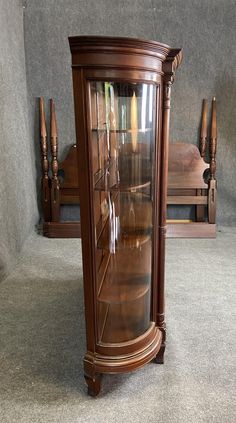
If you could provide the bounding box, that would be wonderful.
[91,81,155,346]
[92,128,152,134]
[94,157,152,192]
[97,193,152,251]
[95,190,153,344]
[97,239,151,304]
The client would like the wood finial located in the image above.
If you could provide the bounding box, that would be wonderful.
[210,97,217,141]
[50,98,58,139]
[200,99,208,159]
[40,97,47,138]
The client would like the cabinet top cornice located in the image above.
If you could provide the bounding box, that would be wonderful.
[69,35,182,64]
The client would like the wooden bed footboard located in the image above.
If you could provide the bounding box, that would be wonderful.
[39,97,217,239]
[167,97,217,237]
[39,97,81,238]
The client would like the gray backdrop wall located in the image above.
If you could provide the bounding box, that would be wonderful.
[0,0,235,280]
[24,0,236,225]
[0,0,38,280]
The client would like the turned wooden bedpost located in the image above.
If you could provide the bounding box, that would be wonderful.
[200,99,208,160]
[39,97,51,222]
[196,99,208,222]
[208,97,217,223]
[50,99,60,221]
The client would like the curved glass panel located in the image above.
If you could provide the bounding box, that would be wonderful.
[89,81,157,343]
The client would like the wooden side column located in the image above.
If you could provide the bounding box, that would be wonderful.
[155,48,182,364]
[155,81,172,364]
[39,97,51,222]
[208,97,217,224]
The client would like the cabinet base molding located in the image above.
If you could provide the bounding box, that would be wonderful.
[84,327,162,396]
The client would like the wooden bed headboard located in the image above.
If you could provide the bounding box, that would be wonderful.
[168,142,209,189]
[39,97,217,238]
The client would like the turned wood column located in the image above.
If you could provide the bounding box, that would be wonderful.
[155,81,171,362]
[39,97,51,222]
[155,49,182,363]
[50,99,60,222]
[196,99,208,222]
[208,97,217,223]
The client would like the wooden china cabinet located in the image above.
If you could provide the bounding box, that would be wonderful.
[69,36,182,396]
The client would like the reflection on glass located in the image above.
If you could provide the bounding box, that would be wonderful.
[90,81,157,343]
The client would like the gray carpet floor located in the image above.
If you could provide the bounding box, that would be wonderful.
[0,227,235,423]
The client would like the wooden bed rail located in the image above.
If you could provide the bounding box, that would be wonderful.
[39,97,81,237]
[167,97,217,237]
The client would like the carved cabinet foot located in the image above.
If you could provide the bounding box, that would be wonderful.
[154,344,165,364]
[84,373,101,397]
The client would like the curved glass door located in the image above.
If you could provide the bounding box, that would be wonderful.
[89,81,157,343]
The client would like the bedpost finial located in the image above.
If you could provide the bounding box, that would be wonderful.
[39,97,47,138]
[211,97,217,140]
[200,99,208,159]
[50,98,58,139]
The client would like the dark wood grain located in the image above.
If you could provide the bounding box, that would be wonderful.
[69,36,182,395]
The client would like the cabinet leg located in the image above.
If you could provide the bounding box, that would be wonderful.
[84,373,101,397]
[154,344,165,364]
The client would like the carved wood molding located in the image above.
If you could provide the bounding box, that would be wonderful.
[69,36,171,60]
[163,48,183,84]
